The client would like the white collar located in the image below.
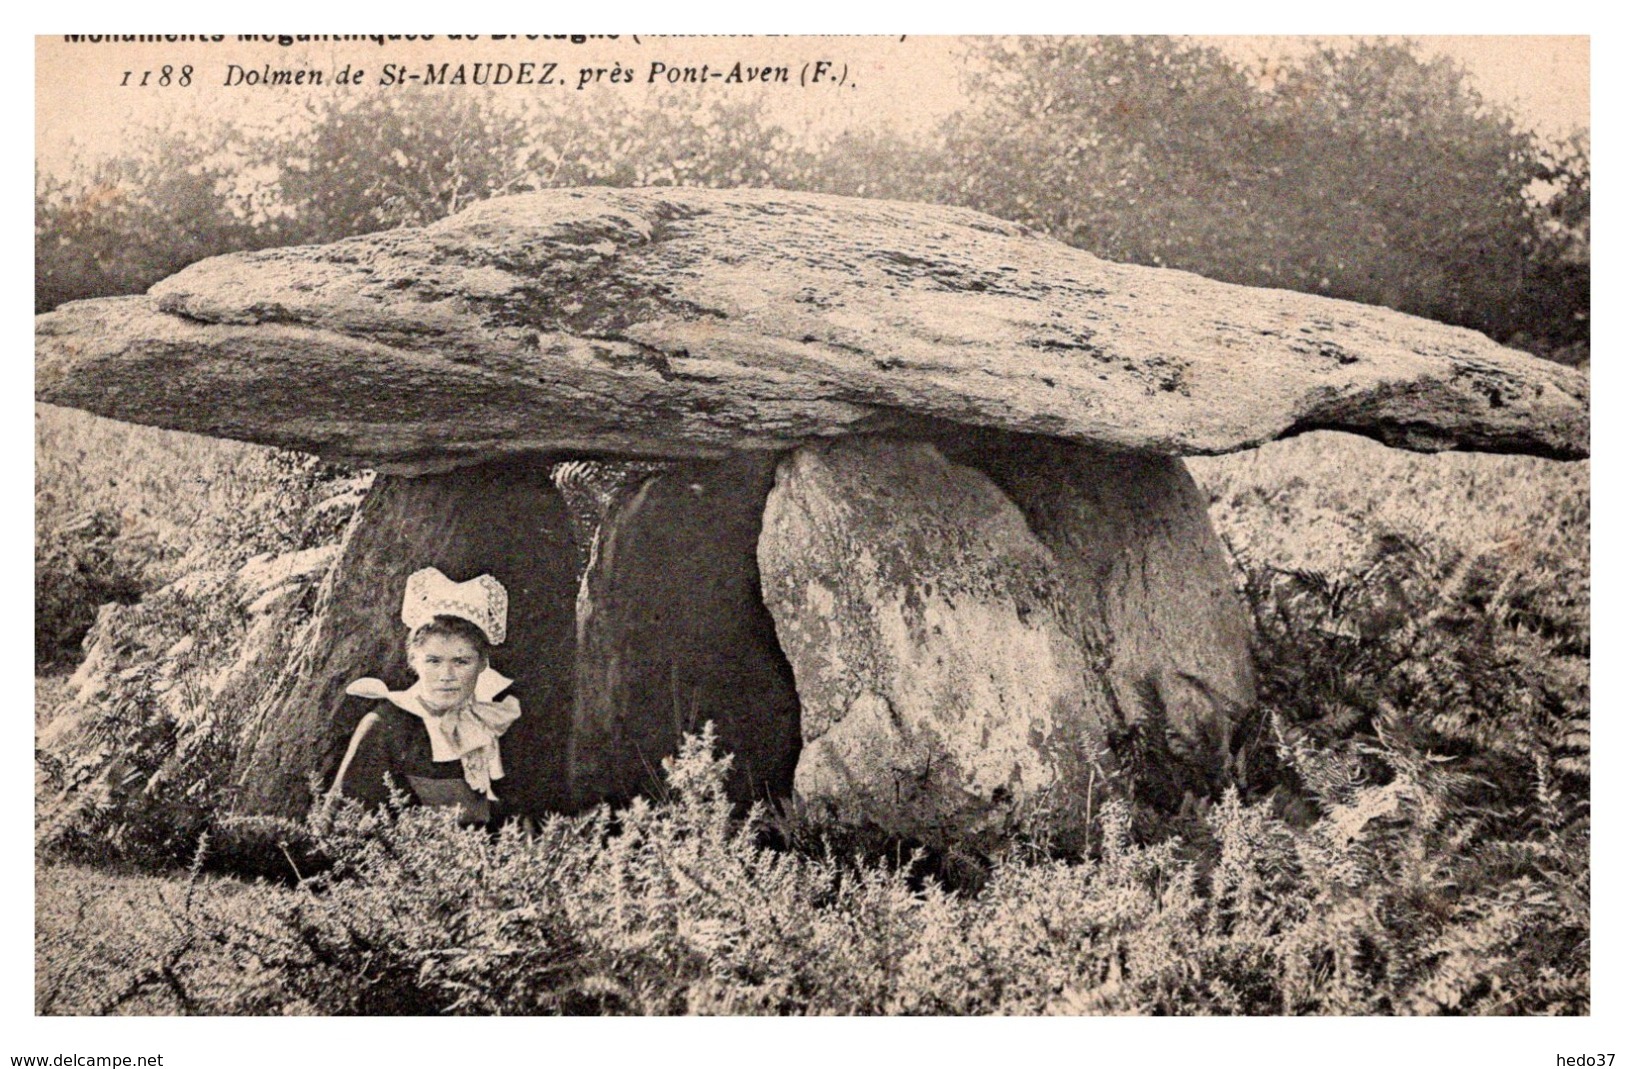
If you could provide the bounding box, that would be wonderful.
[345,671,521,763]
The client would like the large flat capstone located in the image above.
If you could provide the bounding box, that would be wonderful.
[36,187,1586,471]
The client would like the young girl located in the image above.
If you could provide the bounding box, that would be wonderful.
[330,568,521,826]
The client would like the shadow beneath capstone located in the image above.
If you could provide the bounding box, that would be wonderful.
[565,451,802,811]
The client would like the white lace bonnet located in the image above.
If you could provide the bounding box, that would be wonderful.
[401,567,508,646]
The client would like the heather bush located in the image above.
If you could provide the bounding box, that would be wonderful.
[35,430,366,867]
[39,702,1583,1016]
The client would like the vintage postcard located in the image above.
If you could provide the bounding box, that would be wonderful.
[29,31,1593,1060]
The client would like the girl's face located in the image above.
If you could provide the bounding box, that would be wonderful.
[409,634,485,711]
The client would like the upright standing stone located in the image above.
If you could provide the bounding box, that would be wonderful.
[570,454,800,807]
[955,435,1256,793]
[759,437,1118,849]
[231,459,579,818]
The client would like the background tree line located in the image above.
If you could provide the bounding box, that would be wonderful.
[37,37,1589,361]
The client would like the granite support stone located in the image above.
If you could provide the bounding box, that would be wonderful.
[952,434,1256,796]
[758,437,1118,849]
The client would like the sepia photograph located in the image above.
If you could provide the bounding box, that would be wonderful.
[29,30,1592,1044]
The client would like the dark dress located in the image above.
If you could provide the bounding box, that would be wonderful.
[334,703,496,826]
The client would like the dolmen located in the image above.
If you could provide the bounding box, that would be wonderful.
[36,187,1589,849]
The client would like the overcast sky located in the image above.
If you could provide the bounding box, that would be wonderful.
[1213,35,1587,136]
[35,35,1588,177]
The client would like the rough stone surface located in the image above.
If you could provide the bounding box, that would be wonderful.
[36,187,1586,471]
[569,454,800,807]
[951,434,1255,795]
[232,460,579,818]
[758,437,1119,849]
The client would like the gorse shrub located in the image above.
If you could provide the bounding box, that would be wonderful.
[94,711,1580,1016]
[36,442,365,868]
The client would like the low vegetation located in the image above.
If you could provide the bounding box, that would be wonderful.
[38,701,1586,1015]
[35,415,1589,1015]
[35,405,364,865]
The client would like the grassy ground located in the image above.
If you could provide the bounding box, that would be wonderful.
[35,861,292,1015]
[1190,429,1588,582]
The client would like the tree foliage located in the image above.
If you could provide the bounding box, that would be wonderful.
[271,94,537,240]
[937,38,1586,356]
[35,37,1587,356]
[35,120,266,313]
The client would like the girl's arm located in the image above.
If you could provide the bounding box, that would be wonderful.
[330,711,391,807]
